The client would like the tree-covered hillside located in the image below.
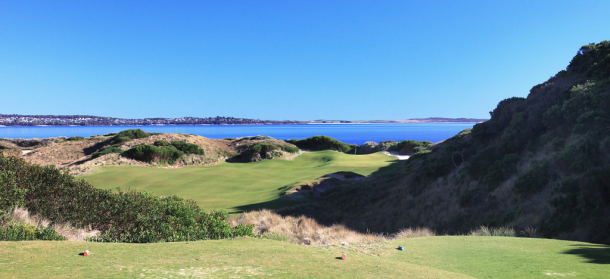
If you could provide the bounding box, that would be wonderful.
[313,41,610,244]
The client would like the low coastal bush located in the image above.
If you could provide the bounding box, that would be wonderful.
[514,160,551,195]
[91,146,124,159]
[117,129,149,140]
[242,135,274,140]
[280,145,299,153]
[0,221,66,241]
[0,154,254,243]
[153,140,171,147]
[171,141,205,155]
[388,140,434,154]
[66,136,85,141]
[288,136,352,153]
[252,143,299,155]
[125,144,183,165]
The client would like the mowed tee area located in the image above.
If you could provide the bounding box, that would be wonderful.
[81,151,399,212]
[1,236,608,278]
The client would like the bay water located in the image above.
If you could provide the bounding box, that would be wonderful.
[0,123,476,145]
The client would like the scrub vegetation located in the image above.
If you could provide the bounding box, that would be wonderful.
[0,155,253,243]
[309,41,610,244]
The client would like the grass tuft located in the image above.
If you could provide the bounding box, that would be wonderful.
[469,225,516,237]
[232,209,434,247]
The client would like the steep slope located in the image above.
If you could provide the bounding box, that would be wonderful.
[314,41,610,244]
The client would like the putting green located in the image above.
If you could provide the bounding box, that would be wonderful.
[1,236,607,278]
[81,151,399,212]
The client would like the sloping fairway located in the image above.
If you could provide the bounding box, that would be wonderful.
[82,151,398,212]
[1,237,607,278]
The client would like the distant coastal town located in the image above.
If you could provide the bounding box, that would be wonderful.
[0,114,487,126]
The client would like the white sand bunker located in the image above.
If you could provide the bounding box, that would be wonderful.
[384,151,410,160]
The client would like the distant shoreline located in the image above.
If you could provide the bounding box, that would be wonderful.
[0,122,483,128]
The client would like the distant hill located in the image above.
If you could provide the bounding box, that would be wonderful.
[307,117,488,124]
[0,114,301,126]
[0,115,485,126]
[384,117,487,123]
[309,41,610,244]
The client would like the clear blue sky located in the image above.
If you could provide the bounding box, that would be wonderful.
[1,1,609,120]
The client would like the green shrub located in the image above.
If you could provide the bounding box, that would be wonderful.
[125,144,183,165]
[249,143,298,158]
[66,136,85,141]
[389,140,434,154]
[91,146,124,159]
[117,129,149,139]
[0,222,36,241]
[290,136,352,153]
[421,156,451,179]
[482,153,519,188]
[410,150,432,159]
[0,155,254,243]
[171,141,205,155]
[154,140,171,147]
[379,140,397,150]
[280,145,299,153]
[514,160,551,195]
[242,135,274,140]
[35,226,66,241]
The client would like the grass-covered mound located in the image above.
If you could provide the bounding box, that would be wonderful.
[232,142,300,162]
[357,139,435,155]
[387,140,434,154]
[312,41,610,244]
[0,155,253,243]
[287,136,354,153]
[124,140,206,165]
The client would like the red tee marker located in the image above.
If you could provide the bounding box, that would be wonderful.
[84,250,89,256]
[341,254,346,260]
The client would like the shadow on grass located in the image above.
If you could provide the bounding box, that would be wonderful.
[563,244,610,264]
[229,199,296,214]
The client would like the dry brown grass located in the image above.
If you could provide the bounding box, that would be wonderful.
[231,209,434,247]
[6,207,100,241]
[19,137,107,168]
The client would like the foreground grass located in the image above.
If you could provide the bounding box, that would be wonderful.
[82,151,398,212]
[1,237,607,278]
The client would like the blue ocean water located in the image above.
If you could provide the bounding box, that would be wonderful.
[0,124,476,145]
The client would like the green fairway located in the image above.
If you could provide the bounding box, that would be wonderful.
[1,237,607,278]
[81,151,399,212]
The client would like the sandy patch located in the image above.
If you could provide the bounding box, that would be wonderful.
[384,151,410,160]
